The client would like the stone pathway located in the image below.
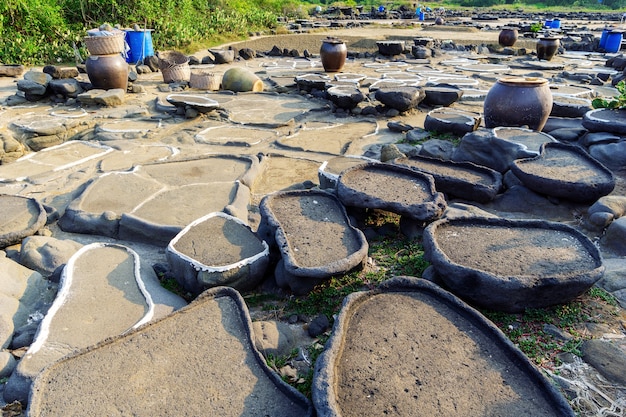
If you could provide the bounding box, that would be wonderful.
[0,19,625,416]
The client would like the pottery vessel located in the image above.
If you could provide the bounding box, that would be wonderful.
[483,77,553,132]
[85,53,129,90]
[536,37,560,61]
[320,37,347,72]
[498,28,518,47]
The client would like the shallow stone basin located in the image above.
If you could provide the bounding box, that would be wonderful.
[423,217,604,312]
[511,142,615,202]
[258,189,368,295]
[167,212,270,295]
[337,162,447,222]
[313,276,576,417]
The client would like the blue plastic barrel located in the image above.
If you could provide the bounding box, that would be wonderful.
[125,30,154,64]
[545,19,553,27]
[419,11,424,21]
[550,19,561,29]
[605,31,623,53]
[599,28,611,49]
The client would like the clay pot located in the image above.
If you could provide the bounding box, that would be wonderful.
[536,37,560,61]
[498,28,518,47]
[221,67,263,92]
[85,53,129,90]
[320,37,347,72]
[483,77,553,132]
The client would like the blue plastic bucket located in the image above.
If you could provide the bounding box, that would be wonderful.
[125,30,154,64]
[599,28,611,49]
[550,19,561,29]
[605,31,623,53]
[419,11,424,20]
[545,19,553,27]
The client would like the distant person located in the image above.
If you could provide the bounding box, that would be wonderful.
[622,12,626,24]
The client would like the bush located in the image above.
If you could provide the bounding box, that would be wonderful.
[0,0,279,65]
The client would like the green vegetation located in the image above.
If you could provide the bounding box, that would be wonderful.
[3,0,626,65]
[592,80,626,110]
[0,0,293,65]
[483,288,620,368]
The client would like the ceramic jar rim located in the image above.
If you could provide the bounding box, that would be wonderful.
[323,37,344,44]
[497,76,548,86]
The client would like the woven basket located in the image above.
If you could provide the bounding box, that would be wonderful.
[158,51,191,83]
[84,32,126,55]
[189,70,222,90]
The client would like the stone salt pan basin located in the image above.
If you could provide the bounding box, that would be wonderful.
[258,189,368,295]
[337,162,447,223]
[393,155,502,203]
[313,276,575,417]
[423,217,604,313]
[510,141,615,203]
[167,212,269,295]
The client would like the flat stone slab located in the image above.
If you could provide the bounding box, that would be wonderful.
[258,189,368,295]
[393,155,502,203]
[29,287,313,416]
[167,212,269,295]
[0,195,47,248]
[337,162,447,222]
[166,94,219,113]
[195,124,278,147]
[423,217,605,313]
[0,141,112,183]
[250,154,322,203]
[276,120,377,155]
[58,155,257,245]
[511,142,615,202]
[313,276,575,417]
[4,243,187,404]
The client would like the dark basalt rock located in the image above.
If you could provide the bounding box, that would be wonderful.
[422,83,463,107]
[423,108,480,137]
[511,142,615,202]
[295,73,330,92]
[374,86,425,112]
[337,162,447,222]
[393,155,502,203]
[165,94,219,113]
[326,85,366,109]
[376,40,405,56]
[423,216,605,313]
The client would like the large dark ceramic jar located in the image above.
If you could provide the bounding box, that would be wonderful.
[498,27,518,47]
[320,37,347,73]
[536,37,560,61]
[483,77,553,132]
[85,53,129,90]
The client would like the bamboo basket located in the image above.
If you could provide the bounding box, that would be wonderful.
[158,51,191,83]
[84,32,126,55]
[189,70,222,90]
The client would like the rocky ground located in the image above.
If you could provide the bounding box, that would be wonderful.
[0,11,625,416]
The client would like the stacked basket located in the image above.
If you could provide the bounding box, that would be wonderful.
[84,30,126,56]
[158,51,191,83]
[84,29,129,90]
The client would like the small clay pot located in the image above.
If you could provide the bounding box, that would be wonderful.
[536,37,560,61]
[85,53,129,90]
[320,37,347,72]
[498,28,518,47]
[483,77,553,132]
